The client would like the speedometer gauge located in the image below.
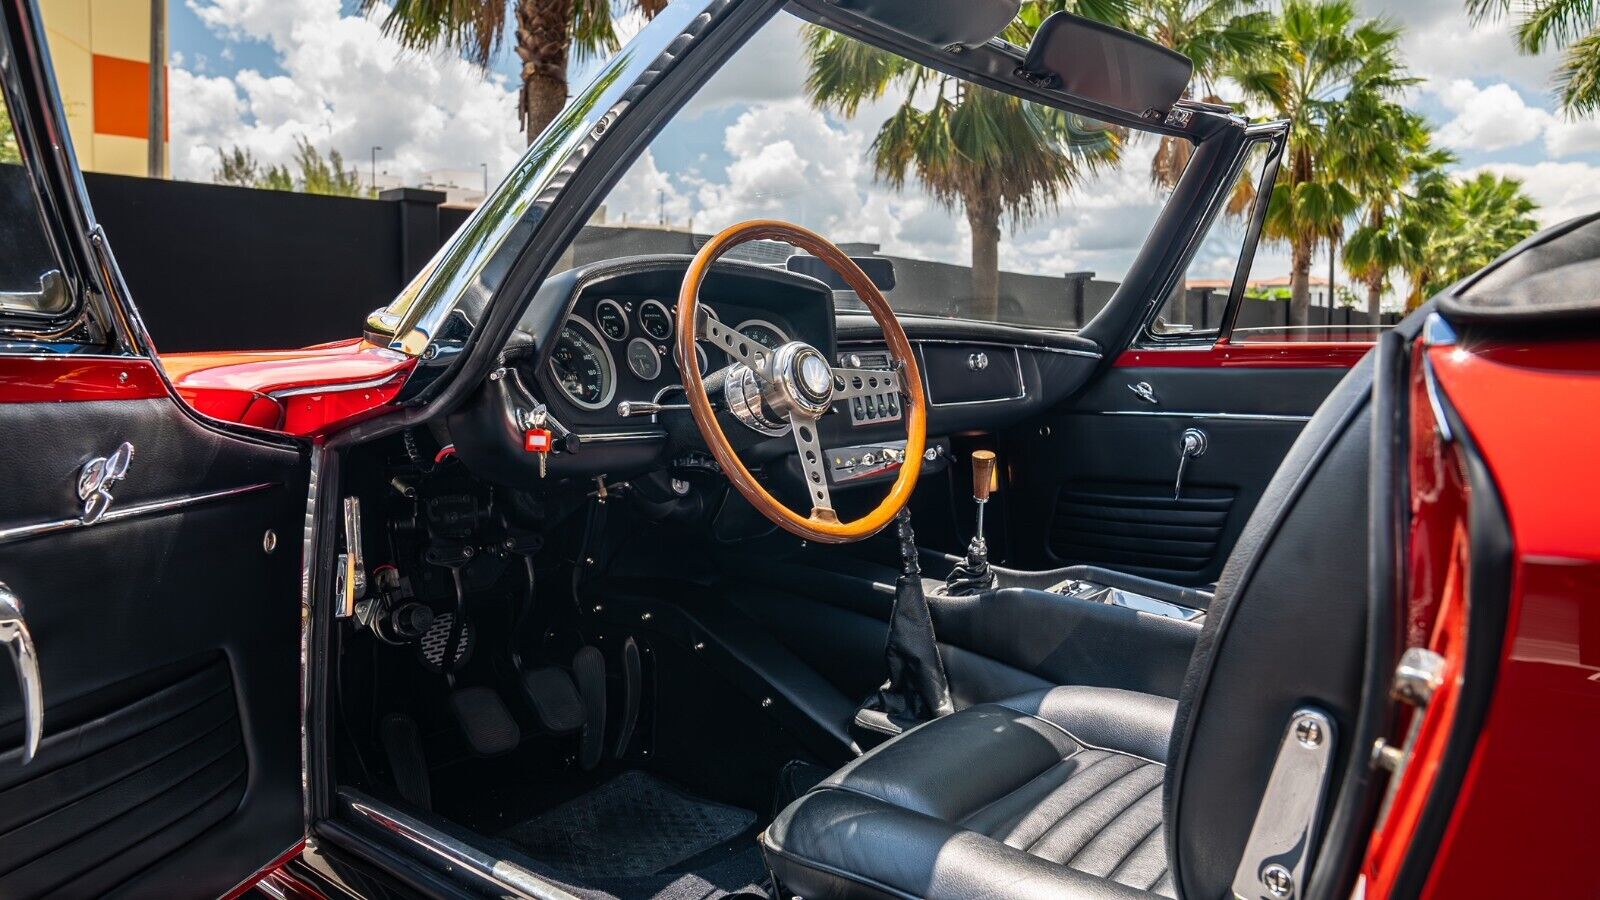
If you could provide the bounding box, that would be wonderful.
[735,319,787,351]
[639,299,673,341]
[549,318,615,410]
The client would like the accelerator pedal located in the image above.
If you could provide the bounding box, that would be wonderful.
[573,646,607,771]
[379,713,432,810]
[521,667,585,736]
[613,637,642,758]
[449,686,521,756]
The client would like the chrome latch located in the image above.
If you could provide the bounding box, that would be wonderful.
[337,496,366,619]
[1174,428,1208,499]
[1372,647,1447,776]
[1231,707,1337,900]
[1129,381,1158,404]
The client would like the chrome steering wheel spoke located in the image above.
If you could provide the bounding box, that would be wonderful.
[697,309,771,376]
[789,413,834,519]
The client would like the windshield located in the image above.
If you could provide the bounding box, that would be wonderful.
[577,11,1184,331]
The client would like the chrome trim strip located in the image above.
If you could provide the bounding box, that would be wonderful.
[1094,410,1313,423]
[0,482,278,547]
[839,336,1102,360]
[579,430,667,444]
[1421,354,1454,443]
[343,790,583,900]
[269,373,407,400]
[299,448,323,831]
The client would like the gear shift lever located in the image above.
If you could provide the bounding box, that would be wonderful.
[946,450,998,595]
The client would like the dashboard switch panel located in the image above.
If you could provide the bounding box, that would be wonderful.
[827,440,945,484]
[838,349,902,426]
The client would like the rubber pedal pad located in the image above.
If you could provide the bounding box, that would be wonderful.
[378,713,432,810]
[521,666,585,735]
[573,646,607,771]
[448,686,521,756]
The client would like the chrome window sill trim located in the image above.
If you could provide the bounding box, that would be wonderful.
[342,789,582,900]
[838,336,1102,359]
[0,482,278,547]
[1093,410,1312,422]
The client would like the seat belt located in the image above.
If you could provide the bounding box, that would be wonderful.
[853,509,955,742]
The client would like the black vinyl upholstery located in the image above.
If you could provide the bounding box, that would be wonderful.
[765,352,1380,899]
[765,686,1178,899]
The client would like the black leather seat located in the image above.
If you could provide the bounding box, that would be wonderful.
[764,346,1389,899]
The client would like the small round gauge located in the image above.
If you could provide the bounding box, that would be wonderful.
[626,337,662,381]
[594,299,629,341]
[639,299,674,341]
[735,318,788,351]
[673,341,712,377]
[549,317,615,410]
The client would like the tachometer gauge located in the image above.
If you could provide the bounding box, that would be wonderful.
[735,318,787,351]
[639,299,673,341]
[594,299,628,341]
[626,338,662,381]
[549,318,615,410]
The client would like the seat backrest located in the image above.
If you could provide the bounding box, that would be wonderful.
[1162,351,1376,898]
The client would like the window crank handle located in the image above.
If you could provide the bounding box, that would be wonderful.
[1174,428,1208,500]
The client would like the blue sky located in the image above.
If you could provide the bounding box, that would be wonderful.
[164,0,1600,304]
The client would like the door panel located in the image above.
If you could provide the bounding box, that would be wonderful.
[0,374,308,898]
[1004,358,1360,585]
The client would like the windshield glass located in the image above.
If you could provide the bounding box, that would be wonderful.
[578,11,1183,331]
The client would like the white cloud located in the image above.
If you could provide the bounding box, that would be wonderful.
[171,0,525,185]
[1434,79,1550,151]
[1464,161,1600,226]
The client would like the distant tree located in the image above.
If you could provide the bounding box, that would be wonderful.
[1468,0,1600,115]
[1233,0,1414,326]
[213,139,367,197]
[366,0,668,144]
[1404,172,1540,307]
[0,108,20,164]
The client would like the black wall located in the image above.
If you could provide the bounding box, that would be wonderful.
[82,173,452,353]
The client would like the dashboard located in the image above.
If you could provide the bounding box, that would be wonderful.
[448,255,1105,492]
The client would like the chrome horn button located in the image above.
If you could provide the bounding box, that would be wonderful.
[768,342,834,419]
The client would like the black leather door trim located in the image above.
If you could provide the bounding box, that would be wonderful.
[0,481,278,546]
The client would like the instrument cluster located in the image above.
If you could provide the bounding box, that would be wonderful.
[547,293,796,416]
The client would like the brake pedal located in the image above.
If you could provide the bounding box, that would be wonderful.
[573,646,607,771]
[521,666,584,736]
[449,686,521,756]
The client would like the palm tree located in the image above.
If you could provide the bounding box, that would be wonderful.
[1336,104,1455,325]
[1137,0,1277,189]
[802,4,1130,320]
[1467,0,1600,115]
[1403,172,1540,307]
[366,0,668,144]
[1233,0,1413,326]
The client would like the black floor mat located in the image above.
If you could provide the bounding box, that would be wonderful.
[501,771,758,881]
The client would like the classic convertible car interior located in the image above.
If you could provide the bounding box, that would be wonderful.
[7,0,1531,897]
[307,6,1390,899]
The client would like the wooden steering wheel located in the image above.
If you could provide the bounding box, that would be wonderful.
[676,220,927,544]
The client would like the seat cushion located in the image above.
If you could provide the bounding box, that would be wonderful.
[763,686,1178,899]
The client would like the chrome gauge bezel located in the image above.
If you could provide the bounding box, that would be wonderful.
[594,298,630,342]
[549,316,617,410]
[639,298,674,341]
[626,337,663,381]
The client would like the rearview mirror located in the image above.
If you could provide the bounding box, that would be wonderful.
[1020,12,1193,120]
[787,255,897,293]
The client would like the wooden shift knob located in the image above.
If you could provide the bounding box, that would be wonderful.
[971,450,997,501]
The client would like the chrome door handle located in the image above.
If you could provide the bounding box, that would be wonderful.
[0,581,42,763]
[1173,428,1208,500]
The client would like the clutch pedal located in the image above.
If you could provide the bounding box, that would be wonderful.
[520,666,585,736]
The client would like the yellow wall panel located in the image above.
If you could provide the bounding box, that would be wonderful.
[93,132,146,176]
[87,0,149,62]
